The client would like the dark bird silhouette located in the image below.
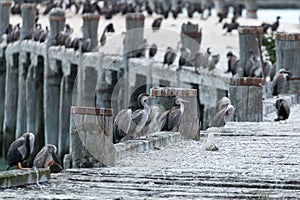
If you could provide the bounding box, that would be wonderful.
[163,47,176,67]
[152,17,163,32]
[149,43,158,58]
[33,144,62,171]
[261,22,270,34]
[161,97,187,132]
[11,3,21,15]
[223,21,239,34]
[274,98,290,122]
[272,68,291,96]
[209,104,235,132]
[6,132,35,170]
[100,23,115,46]
[217,5,229,23]
[226,51,240,76]
[271,16,281,32]
[178,47,189,70]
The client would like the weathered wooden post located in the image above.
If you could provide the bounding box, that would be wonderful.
[150,87,200,140]
[122,13,145,109]
[244,0,257,19]
[180,22,202,62]
[69,107,114,168]
[82,14,100,51]
[58,64,77,160]
[229,77,265,122]
[238,26,263,77]
[213,0,226,15]
[275,32,300,101]
[0,0,12,156]
[16,3,37,138]
[44,8,65,146]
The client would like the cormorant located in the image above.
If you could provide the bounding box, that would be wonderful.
[149,43,158,58]
[272,68,291,96]
[274,98,290,122]
[6,132,35,170]
[152,17,163,32]
[163,47,176,67]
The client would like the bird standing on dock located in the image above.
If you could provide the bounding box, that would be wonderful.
[6,132,35,170]
[274,98,290,123]
[161,97,187,132]
[272,68,291,96]
[209,104,235,132]
[149,43,158,59]
[215,97,231,113]
[152,17,163,32]
[163,47,176,67]
[33,144,62,171]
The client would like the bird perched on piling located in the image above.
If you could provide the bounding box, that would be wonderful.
[272,68,291,96]
[271,16,281,32]
[33,144,62,171]
[6,132,35,170]
[209,100,235,132]
[152,17,163,32]
[100,23,115,46]
[226,51,240,76]
[149,43,158,59]
[161,97,187,132]
[274,98,290,123]
[163,47,176,67]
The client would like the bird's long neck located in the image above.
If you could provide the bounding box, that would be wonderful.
[140,99,150,114]
[178,101,185,115]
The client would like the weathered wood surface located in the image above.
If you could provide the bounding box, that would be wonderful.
[1,105,299,199]
[275,32,300,78]
[244,0,258,18]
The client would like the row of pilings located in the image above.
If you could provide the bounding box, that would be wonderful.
[0,0,300,167]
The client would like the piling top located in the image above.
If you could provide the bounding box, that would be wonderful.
[238,26,263,34]
[49,7,65,18]
[0,1,12,6]
[229,77,266,86]
[71,106,113,116]
[20,3,36,10]
[275,32,300,41]
[150,87,197,97]
[126,13,145,21]
[82,13,100,21]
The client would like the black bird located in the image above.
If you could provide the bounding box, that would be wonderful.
[33,144,62,171]
[272,68,291,96]
[274,98,290,122]
[271,16,281,32]
[39,26,49,42]
[6,132,35,170]
[149,43,158,58]
[217,5,229,23]
[261,22,270,34]
[161,97,187,132]
[163,47,176,67]
[226,51,240,76]
[178,47,191,70]
[223,21,239,34]
[11,3,21,15]
[100,23,115,46]
[152,17,163,32]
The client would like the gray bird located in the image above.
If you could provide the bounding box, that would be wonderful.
[215,97,231,113]
[149,43,157,58]
[274,98,290,123]
[161,97,187,132]
[209,104,235,132]
[272,68,291,96]
[6,132,35,170]
[226,51,240,76]
[163,47,176,67]
[33,144,62,171]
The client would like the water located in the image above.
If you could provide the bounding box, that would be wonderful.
[257,9,300,25]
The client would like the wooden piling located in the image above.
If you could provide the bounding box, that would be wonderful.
[213,0,226,14]
[44,8,65,147]
[275,32,300,100]
[229,77,265,122]
[69,107,115,168]
[0,0,11,156]
[238,26,263,77]
[82,14,100,51]
[150,87,200,140]
[181,22,202,59]
[58,65,77,160]
[244,0,258,19]
[2,53,19,159]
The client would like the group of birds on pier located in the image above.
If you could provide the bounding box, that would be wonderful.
[6,133,62,171]
[113,93,187,144]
